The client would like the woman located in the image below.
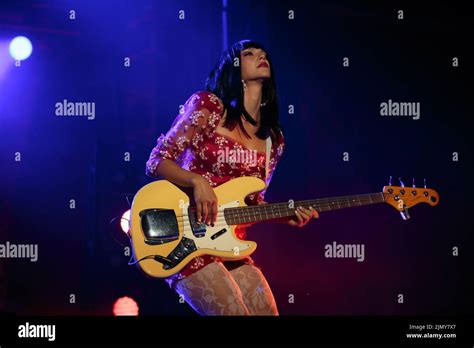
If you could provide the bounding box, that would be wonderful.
[146,39,318,316]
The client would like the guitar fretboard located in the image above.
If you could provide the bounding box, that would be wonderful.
[223,192,385,225]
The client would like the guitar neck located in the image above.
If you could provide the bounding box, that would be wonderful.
[224,192,386,225]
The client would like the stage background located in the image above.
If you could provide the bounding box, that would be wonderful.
[0,0,472,315]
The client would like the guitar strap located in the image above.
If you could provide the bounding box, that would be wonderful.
[265,135,272,184]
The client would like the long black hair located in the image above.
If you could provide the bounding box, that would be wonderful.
[205,39,283,143]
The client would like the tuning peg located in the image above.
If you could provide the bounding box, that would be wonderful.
[423,178,427,189]
[412,178,416,188]
[400,207,410,220]
[399,177,405,187]
[389,176,392,186]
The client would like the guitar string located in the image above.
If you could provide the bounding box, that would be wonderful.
[171,194,388,223]
[171,191,393,219]
[197,193,385,211]
[174,192,387,216]
[137,192,419,228]
[174,195,388,219]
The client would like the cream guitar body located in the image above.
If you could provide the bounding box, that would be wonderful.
[130,177,264,278]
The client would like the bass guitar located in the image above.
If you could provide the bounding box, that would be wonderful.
[129,176,439,278]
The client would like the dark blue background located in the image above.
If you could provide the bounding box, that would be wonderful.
[0,0,472,315]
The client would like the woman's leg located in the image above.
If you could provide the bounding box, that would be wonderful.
[174,261,250,315]
[229,264,279,315]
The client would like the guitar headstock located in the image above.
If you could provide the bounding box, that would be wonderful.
[383,179,439,220]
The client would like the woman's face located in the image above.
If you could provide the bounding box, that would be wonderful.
[240,47,270,81]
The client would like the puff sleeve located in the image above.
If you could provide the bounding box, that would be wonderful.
[146,91,223,177]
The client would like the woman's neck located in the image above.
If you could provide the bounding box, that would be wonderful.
[243,80,263,125]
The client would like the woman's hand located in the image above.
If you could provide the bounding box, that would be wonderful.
[287,205,319,228]
[190,175,218,226]
[258,201,319,227]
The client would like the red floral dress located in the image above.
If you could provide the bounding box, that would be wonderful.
[145,91,285,288]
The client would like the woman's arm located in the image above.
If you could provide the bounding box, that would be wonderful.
[153,158,201,188]
[155,159,218,224]
[146,91,223,179]
[145,91,223,224]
